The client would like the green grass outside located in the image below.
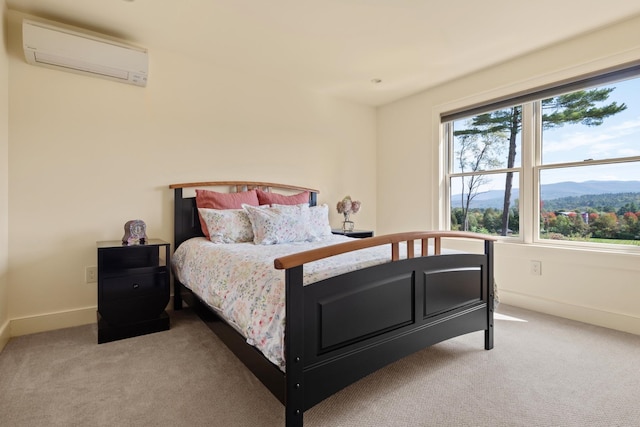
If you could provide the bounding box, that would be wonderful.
[540,234,640,246]
[587,238,640,246]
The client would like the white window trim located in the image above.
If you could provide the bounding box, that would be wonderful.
[437,60,640,254]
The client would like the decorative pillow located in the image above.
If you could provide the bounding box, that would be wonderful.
[195,189,260,239]
[197,208,254,244]
[308,204,332,238]
[274,203,332,239]
[243,204,313,245]
[256,189,310,206]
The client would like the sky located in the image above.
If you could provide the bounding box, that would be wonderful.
[452,75,640,194]
[541,77,640,184]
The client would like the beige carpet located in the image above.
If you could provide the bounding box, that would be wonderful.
[1,305,639,427]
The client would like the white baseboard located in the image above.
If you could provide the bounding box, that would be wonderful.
[7,297,176,338]
[0,319,10,352]
[501,290,640,336]
[9,307,98,337]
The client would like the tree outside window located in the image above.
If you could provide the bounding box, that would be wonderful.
[447,72,640,246]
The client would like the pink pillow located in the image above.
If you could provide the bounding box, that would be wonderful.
[195,189,259,239]
[256,189,310,206]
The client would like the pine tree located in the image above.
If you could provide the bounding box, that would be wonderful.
[454,87,626,235]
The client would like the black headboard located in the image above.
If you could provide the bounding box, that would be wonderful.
[170,181,319,250]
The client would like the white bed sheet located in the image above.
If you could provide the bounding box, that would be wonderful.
[172,235,443,370]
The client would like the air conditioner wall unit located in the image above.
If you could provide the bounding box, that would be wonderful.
[22,19,148,87]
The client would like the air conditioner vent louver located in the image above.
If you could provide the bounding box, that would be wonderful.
[33,52,131,80]
[22,19,148,87]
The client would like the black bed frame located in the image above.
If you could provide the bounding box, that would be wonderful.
[170,181,495,427]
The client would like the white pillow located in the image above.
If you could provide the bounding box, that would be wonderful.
[243,204,313,245]
[197,208,254,244]
[272,203,332,240]
[308,204,332,238]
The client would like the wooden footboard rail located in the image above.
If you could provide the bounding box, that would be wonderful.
[275,231,497,427]
[275,231,493,269]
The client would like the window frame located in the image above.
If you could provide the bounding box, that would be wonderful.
[445,118,524,239]
[442,63,640,251]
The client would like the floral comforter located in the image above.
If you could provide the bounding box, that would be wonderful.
[172,235,402,370]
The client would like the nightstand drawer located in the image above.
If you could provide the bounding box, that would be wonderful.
[100,293,168,325]
[100,245,160,271]
[99,271,168,325]
[102,271,167,301]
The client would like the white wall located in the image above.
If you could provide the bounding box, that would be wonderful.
[377,15,640,334]
[6,11,377,336]
[0,1,10,350]
[6,9,640,341]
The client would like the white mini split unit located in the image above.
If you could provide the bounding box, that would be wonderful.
[22,19,148,87]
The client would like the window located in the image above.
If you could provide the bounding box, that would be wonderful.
[447,106,523,236]
[444,65,640,247]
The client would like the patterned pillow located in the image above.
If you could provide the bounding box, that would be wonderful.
[309,204,332,238]
[197,208,254,244]
[195,189,260,239]
[243,204,313,245]
[308,204,332,238]
[270,203,332,240]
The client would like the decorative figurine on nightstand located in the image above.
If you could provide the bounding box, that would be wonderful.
[336,196,361,232]
[122,219,147,245]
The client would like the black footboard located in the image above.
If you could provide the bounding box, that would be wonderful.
[283,238,494,426]
[171,183,497,427]
[173,223,495,427]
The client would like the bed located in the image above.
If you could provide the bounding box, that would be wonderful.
[170,181,496,427]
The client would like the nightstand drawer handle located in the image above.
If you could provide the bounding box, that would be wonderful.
[132,283,140,289]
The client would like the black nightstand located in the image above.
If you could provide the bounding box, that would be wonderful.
[97,239,170,344]
[331,229,374,239]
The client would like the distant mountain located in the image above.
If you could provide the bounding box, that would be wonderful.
[540,180,640,200]
[452,180,640,210]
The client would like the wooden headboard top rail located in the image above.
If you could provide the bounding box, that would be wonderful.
[169,181,319,194]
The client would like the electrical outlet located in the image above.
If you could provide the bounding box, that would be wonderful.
[86,266,98,283]
[530,260,542,276]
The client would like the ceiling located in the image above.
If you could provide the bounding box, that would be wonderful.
[7,0,640,106]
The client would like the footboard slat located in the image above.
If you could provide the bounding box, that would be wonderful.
[407,239,415,258]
